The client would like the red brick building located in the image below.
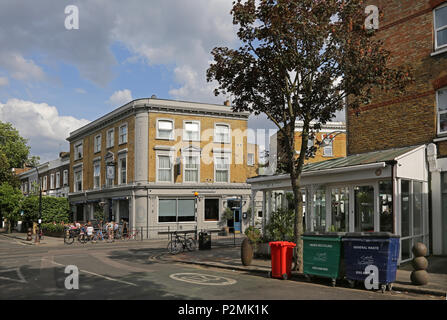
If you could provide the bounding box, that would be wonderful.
[347,0,447,256]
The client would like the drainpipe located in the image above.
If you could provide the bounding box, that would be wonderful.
[385,160,397,234]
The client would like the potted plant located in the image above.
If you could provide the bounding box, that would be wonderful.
[219,207,234,235]
[241,226,262,266]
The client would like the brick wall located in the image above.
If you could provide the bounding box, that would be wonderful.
[347,0,447,156]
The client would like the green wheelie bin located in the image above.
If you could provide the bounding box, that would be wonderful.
[302,232,345,287]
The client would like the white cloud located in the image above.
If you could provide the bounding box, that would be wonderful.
[0,98,90,162]
[0,53,45,82]
[108,89,133,107]
[0,77,8,86]
[75,88,87,94]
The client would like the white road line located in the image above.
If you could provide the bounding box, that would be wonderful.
[42,258,138,287]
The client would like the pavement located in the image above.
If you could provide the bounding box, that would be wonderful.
[169,245,447,298]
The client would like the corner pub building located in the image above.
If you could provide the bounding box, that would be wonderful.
[67,97,259,238]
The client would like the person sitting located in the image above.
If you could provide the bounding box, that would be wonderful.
[86,222,94,242]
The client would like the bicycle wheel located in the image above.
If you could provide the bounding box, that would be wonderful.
[64,232,74,245]
[167,240,181,254]
[78,234,87,244]
[186,238,197,251]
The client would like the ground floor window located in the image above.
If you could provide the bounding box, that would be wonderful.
[204,199,219,221]
[379,180,393,232]
[158,199,195,223]
[354,185,374,232]
[313,187,326,232]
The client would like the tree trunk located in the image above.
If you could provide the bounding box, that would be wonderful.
[290,173,304,272]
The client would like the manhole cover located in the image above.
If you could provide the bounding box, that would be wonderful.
[169,273,237,286]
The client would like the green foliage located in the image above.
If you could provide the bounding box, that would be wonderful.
[21,196,70,223]
[263,208,295,242]
[222,207,234,221]
[0,121,30,169]
[41,223,65,234]
[0,182,23,223]
[244,226,262,246]
[94,209,105,221]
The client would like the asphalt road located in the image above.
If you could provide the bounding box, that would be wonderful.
[0,234,442,301]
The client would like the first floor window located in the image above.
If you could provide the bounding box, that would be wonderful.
[204,199,219,221]
[56,172,60,188]
[43,176,48,191]
[215,156,229,182]
[74,170,82,192]
[184,155,199,183]
[183,121,200,141]
[74,142,83,160]
[157,155,172,182]
[322,135,333,156]
[119,156,127,185]
[247,153,254,166]
[93,162,100,189]
[50,174,55,189]
[438,88,447,134]
[435,5,447,50]
[158,199,195,223]
[63,170,68,186]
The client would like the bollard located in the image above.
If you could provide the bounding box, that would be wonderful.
[26,228,32,241]
[410,242,429,285]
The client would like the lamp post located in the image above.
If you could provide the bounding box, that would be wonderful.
[33,166,42,244]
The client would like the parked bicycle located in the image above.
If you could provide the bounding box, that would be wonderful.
[123,228,139,241]
[167,231,197,254]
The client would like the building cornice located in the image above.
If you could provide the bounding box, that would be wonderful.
[67,98,250,142]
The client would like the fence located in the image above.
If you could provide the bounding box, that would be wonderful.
[124,226,245,248]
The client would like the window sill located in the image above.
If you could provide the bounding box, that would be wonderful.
[155,137,175,141]
[431,47,447,57]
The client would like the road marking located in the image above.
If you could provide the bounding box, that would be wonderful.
[170,273,237,286]
[0,268,27,283]
[42,258,138,287]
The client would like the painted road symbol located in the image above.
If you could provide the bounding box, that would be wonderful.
[170,273,237,286]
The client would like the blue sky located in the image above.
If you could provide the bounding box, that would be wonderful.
[0,0,343,163]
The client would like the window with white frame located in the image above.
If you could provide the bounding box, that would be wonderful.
[118,154,127,185]
[184,155,199,183]
[214,124,230,143]
[94,134,101,153]
[119,124,128,144]
[106,128,114,148]
[183,121,200,141]
[158,198,195,223]
[43,176,48,191]
[247,153,255,166]
[157,119,174,140]
[322,134,333,156]
[56,172,60,188]
[438,87,447,134]
[74,142,83,160]
[93,162,101,189]
[50,174,55,189]
[215,155,230,183]
[435,4,447,50]
[74,169,82,192]
[63,170,68,186]
[157,154,173,182]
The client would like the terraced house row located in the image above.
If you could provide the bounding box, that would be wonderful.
[66,97,259,236]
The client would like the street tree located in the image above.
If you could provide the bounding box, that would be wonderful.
[0,121,38,187]
[207,0,412,271]
[0,182,23,232]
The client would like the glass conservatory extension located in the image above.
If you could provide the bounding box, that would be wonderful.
[248,145,430,263]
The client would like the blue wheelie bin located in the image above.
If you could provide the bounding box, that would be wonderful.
[342,232,400,293]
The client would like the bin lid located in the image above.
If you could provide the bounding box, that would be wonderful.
[269,241,296,247]
[303,232,346,238]
[342,232,400,239]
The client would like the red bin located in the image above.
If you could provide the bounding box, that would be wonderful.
[269,241,296,280]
